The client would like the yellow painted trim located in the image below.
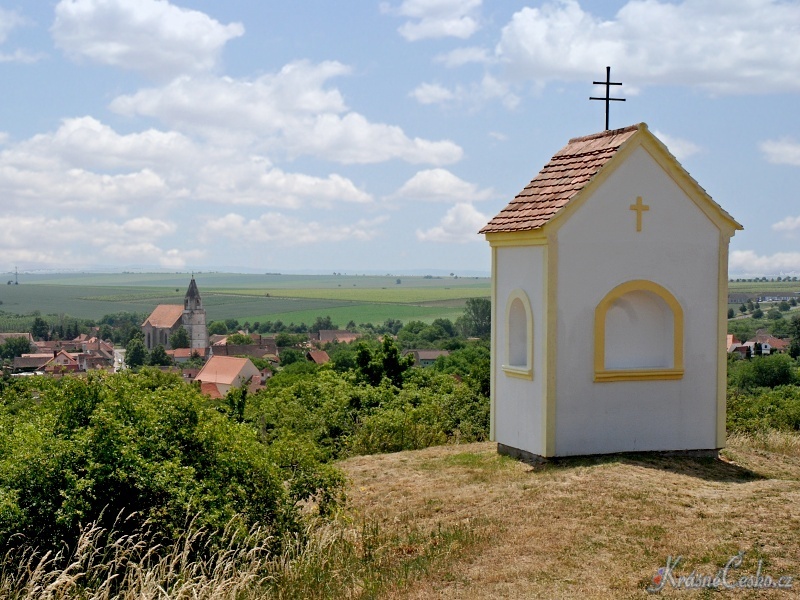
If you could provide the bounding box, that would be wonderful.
[502,365,533,379]
[594,279,685,382]
[485,230,548,247]
[489,247,497,441]
[716,234,729,448]
[503,289,534,380]
[595,368,684,382]
[543,233,558,456]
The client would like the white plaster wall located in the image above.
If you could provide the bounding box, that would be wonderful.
[494,245,546,455]
[554,146,721,455]
[605,291,673,369]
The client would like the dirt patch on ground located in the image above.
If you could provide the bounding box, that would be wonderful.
[339,437,800,599]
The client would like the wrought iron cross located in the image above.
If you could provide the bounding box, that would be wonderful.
[590,66,625,130]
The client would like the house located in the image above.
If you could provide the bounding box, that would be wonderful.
[142,277,208,351]
[746,329,789,354]
[404,349,450,367]
[195,355,261,398]
[315,330,361,344]
[306,350,330,364]
[480,123,742,459]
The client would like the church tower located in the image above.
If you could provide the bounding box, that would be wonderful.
[182,276,208,350]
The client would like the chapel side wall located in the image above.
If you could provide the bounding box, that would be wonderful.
[554,146,721,455]
[494,245,546,455]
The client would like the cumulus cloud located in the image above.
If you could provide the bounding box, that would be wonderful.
[772,215,800,235]
[52,0,243,79]
[392,169,494,202]
[652,130,701,161]
[111,62,463,165]
[0,116,371,212]
[416,202,488,242]
[383,0,482,41]
[729,249,800,276]
[0,8,44,63]
[760,138,800,167]
[496,0,800,93]
[410,74,518,109]
[0,215,193,269]
[434,46,492,68]
[202,213,386,246]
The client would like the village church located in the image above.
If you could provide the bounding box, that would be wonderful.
[480,123,742,459]
[142,277,209,352]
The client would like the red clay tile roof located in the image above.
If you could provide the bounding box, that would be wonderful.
[142,305,184,328]
[306,350,330,364]
[480,125,639,234]
[196,355,258,386]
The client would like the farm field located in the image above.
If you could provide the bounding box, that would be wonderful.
[0,272,490,328]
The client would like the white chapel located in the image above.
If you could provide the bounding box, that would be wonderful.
[480,123,742,459]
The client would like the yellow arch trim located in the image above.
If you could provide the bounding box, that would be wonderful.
[502,289,534,379]
[594,279,684,382]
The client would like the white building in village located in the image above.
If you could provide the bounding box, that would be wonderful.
[480,123,742,459]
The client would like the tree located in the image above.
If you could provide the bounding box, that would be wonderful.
[767,308,783,320]
[169,326,190,349]
[739,304,747,314]
[0,336,31,360]
[30,316,49,340]
[727,308,735,319]
[208,321,227,335]
[789,315,800,359]
[148,345,172,366]
[779,300,791,311]
[227,332,254,345]
[458,298,491,338]
[125,337,147,369]
[310,316,336,333]
[752,308,764,319]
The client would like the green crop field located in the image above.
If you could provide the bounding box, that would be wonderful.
[0,272,490,330]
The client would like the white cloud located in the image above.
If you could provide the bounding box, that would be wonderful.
[111,62,462,165]
[0,8,25,43]
[497,0,800,93]
[0,116,372,212]
[416,202,488,242]
[410,83,455,105]
[760,138,800,166]
[202,213,386,246]
[0,215,193,269]
[652,130,701,161]
[772,215,800,235]
[730,249,800,276]
[410,74,518,109]
[52,0,243,79]
[392,169,493,202]
[435,46,492,68]
[383,0,482,41]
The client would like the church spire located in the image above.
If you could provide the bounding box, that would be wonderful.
[184,276,202,310]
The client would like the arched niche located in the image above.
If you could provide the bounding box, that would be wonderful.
[594,280,684,382]
[503,289,533,379]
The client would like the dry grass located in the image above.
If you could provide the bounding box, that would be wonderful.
[340,436,800,599]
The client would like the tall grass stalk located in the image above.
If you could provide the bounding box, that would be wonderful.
[0,512,478,599]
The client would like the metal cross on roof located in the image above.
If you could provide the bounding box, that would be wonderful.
[590,66,625,131]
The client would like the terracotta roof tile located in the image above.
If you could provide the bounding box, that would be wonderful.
[480,125,639,234]
[142,305,184,328]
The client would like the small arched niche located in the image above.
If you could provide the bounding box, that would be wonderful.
[503,289,533,379]
[594,280,684,382]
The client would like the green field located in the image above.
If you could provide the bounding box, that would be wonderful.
[0,273,490,329]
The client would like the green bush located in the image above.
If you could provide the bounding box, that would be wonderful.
[727,386,800,433]
[0,370,343,559]
[728,353,798,390]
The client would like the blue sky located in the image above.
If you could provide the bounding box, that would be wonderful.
[0,0,799,277]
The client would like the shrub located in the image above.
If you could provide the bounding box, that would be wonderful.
[728,353,798,390]
[0,370,343,560]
